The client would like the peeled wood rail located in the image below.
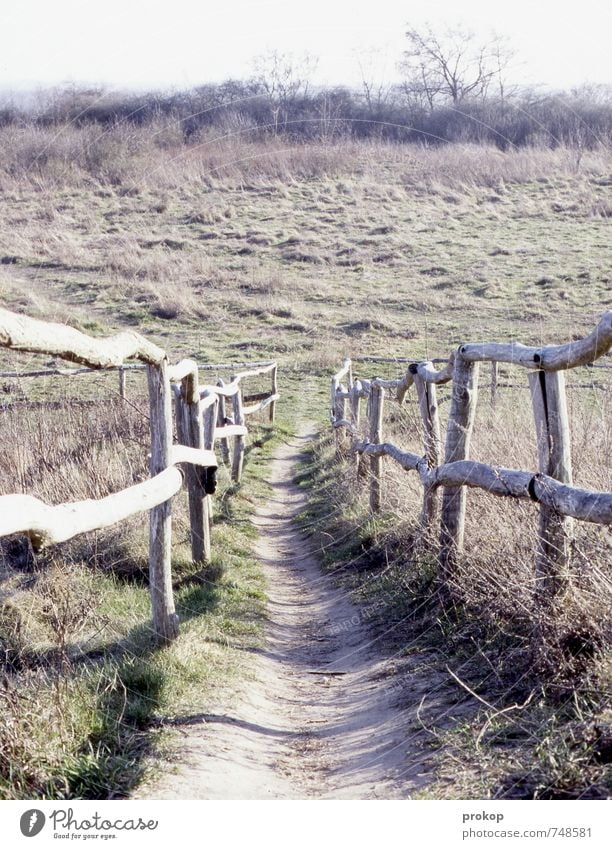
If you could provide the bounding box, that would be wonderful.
[458,312,612,370]
[0,446,219,549]
[0,468,184,549]
[351,447,612,525]
[0,358,279,405]
[331,312,612,606]
[173,360,278,483]
[0,308,279,643]
[0,307,166,367]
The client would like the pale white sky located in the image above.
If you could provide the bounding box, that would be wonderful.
[0,0,610,93]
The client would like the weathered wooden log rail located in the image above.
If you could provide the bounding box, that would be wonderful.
[330,311,612,606]
[0,307,280,643]
[0,356,279,405]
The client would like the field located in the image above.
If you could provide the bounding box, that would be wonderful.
[1,129,611,362]
[0,127,610,799]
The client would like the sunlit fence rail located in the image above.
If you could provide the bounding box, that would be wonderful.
[0,307,279,642]
[330,312,612,608]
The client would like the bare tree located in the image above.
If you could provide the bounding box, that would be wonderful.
[354,47,393,113]
[400,25,514,111]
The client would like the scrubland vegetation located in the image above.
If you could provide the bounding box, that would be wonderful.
[2,74,611,148]
[0,99,610,798]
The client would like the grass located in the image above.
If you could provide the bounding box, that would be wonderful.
[0,127,610,798]
[1,133,610,370]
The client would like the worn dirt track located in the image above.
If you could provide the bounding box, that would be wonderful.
[138,427,442,800]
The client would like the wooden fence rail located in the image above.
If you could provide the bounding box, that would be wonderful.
[0,467,185,549]
[0,357,278,405]
[0,307,279,643]
[331,311,612,607]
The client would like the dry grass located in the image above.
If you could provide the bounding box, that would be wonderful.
[1,130,609,377]
[0,123,353,191]
[1,122,609,192]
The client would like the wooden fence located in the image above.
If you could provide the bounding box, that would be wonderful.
[330,311,612,606]
[0,307,279,643]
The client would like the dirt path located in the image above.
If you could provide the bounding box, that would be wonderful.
[138,427,441,800]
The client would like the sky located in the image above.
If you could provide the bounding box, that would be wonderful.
[0,0,610,95]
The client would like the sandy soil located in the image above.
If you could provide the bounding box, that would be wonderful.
[137,427,448,800]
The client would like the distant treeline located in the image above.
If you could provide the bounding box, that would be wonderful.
[1,82,611,149]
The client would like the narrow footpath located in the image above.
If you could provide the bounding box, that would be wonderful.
[138,427,446,799]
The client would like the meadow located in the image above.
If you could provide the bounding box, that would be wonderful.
[0,124,610,798]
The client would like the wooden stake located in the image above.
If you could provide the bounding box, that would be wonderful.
[119,366,126,400]
[147,361,179,642]
[414,371,441,532]
[330,359,351,423]
[528,369,573,602]
[350,381,366,478]
[203,392,218,450]
[216,378,231,465]
[334,384,349,457]
[202,390,218,526]
[369,383,385,512]
[490,361,498,409]
[180,368,211,564]
[269,364,278,423]
[439,355,480,586]
[544,371,572,484]
[231,380,246,483]
[350,381,362,431]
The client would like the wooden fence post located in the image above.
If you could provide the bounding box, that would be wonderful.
[490,361,498,409]
[231,380,246,483]
[350,380,366,478]
[269,364,278,424]
[216,378,231,465]
[369,382,385,512]
[330,376,338,425]
[202,390,218,524]
[334,384,348,457]
[414,369,442,532]
[147,361,179,642]
[528,369,573,603]
[350,380,362,431]
[203,393,218,451]
[439,354,479,588]
[330,359,351,424]
[176,369,211,564]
